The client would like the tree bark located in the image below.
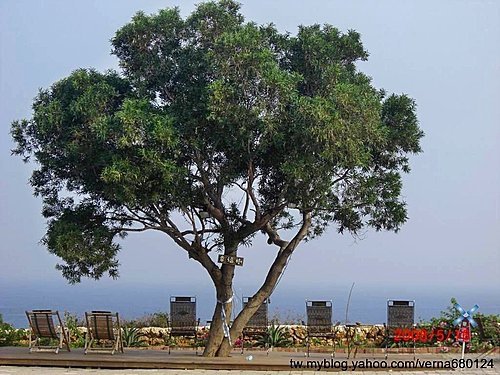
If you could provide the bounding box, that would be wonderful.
[203,282,233,356]
[202,213,312,357]
[203,294,224,356]
[203,249,293,357]
[203,241,236,357]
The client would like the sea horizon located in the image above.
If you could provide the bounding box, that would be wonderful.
[1,280,498,328]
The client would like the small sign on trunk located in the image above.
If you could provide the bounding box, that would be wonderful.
[218,254,244,266]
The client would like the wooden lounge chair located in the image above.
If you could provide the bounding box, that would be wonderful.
[384,300,415,360]
[304,300,336,357]
[25,310,71,353]
[241,297,270,354]
[168,296,200,354]
[84,310,124,354]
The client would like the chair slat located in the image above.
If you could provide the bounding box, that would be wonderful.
[28,311,59,339]
[170,297,197,337]
[88,312,115,340]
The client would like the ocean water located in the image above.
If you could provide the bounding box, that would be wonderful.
[1,280,498,328]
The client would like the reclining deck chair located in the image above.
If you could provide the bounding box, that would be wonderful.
[25,310,71,353]
[304,300,337,357]
[384,300,415,360]
[241,297,270,354]
[84,310,124,354]
[168,296,200,354]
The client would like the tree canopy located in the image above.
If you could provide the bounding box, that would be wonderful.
[11,0,423,356]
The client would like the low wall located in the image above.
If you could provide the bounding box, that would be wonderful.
[6,324,497,352]
[134,324,388,347]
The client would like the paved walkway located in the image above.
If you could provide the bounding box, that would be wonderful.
[1,346,498,373]
[0,367,499,374]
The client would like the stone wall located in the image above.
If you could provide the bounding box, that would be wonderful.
[4,324,499,353]
[133,324,387,348]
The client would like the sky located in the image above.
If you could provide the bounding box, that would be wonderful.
[0,0,499,324]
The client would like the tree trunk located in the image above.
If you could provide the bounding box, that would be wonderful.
[203,295,225,356]
[201,213,312,357]
[203,260,235,356]
[202,252,289,356]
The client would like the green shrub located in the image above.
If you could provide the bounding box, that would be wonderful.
[63,311,85,348]
[257,322,291,348]
[470,313,499,350]
[122,326,147,347]
[419,298,499,351]
[0,314,24,346]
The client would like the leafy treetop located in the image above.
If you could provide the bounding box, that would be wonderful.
[11,0,423,283]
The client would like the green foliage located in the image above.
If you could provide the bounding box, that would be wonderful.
[122,326,147,347]
[470,313,499,350]
[257,322,291,348]
[419,298,500,351]
[63,311,85,348]
[0,314,24,347]
[11,0,423,289]
[309,337,322,347]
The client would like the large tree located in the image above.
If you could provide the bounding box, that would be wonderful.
[11,0,423,356]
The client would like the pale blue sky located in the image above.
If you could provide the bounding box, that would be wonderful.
[0,0,499,322]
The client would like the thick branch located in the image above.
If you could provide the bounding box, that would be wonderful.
[229,211,312,336]
[159,225,222,284]
[246,160,261,220]
[121,226,150,232]
[108,204,222,283]
[263,222,288,249]
[180,228,221,236]
[193,151,226,217]
[234,203,287,241]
